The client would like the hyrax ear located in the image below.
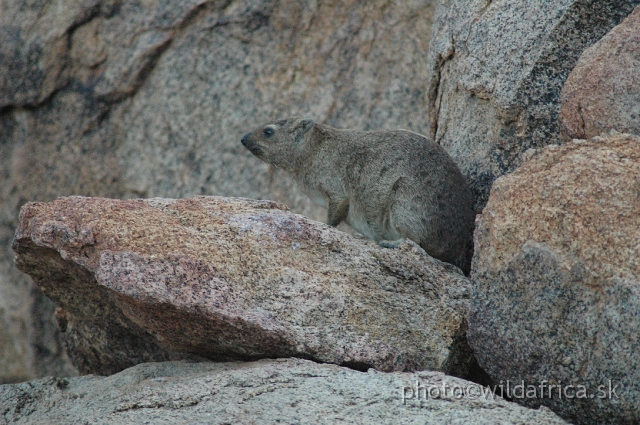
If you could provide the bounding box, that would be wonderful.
[295,118,315,135]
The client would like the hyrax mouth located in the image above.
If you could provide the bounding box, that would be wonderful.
[241,134,263,157]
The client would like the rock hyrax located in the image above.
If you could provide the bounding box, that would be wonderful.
[241,117,474,273]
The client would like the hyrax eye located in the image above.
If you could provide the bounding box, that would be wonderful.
[263,128,274,138]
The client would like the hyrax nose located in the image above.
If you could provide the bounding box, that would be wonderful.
[241,133,250,146]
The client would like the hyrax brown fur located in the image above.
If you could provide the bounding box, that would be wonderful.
[241,117,475,273]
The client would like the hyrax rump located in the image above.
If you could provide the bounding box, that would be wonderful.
[241,117,475,273]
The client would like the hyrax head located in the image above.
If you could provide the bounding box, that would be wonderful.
[241,117,315,172]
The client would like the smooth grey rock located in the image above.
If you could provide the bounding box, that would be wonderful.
[425,0,638,210]
[469,133,640,424]
[0,358,569,425]
[0,0,437,382]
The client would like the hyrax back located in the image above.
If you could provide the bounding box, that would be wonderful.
[241,117,475,273]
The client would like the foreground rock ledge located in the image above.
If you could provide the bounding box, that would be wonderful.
[469,133,640,425]
[0,358,567,425]
[12,196,474,377]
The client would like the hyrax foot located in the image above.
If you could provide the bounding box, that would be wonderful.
[378,238,405,249]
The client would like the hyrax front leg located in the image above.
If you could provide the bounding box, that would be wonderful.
[327,198,349,227]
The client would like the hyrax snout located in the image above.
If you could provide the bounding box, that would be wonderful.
[241,117,475,274]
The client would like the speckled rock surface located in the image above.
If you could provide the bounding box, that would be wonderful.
[469,133,640,424]
[0,0,438,383]
[0,358,569,425]
[12,196,475,377]
[425,0,638,210]
[560,6,640,140]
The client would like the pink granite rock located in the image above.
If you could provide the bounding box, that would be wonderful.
[13,196,474,377]
[560,6,640,140]
[469,133,640,424]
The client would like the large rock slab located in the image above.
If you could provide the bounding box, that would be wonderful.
[0,358,568,425]
[12,196,475,377]
[425,0,638,210]
[560,6,640,140]
[469,133,640,424]
[0,0,437,383]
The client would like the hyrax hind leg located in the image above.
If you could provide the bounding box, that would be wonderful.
[376,200,409,249]
[381,196,435,253]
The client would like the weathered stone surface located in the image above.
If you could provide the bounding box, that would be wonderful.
[0,0,98,108]
[560,6,640,140]
[469,133,640,424]
[12,196,475,377]
[0,359,569,425]
[426,0,638,210]
[1,0,438,382]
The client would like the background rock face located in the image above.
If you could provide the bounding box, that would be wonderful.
[13,196,475,377]
[0,0,437,383]
[425,0,639,210]
[560,6,640,140]
[0,358,569,425]
[469,133,640,425]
